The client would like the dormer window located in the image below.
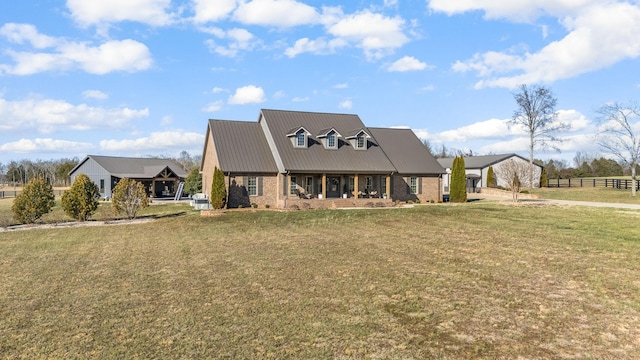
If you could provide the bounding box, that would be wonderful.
[287,126,311,148]
[317,127,342,150]
[346,129,370,150]
[327,133,336,148]
[356,133,365,149]
[296,130,306,147]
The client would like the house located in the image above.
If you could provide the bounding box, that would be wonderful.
[201,109,445,209]
[437,154,543,193]
[69,155,188,199]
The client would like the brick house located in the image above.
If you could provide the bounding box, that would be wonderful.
[201,109,445,209]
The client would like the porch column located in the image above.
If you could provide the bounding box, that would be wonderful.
[354,174,359,198]
[321,174,326,199]
[152,180,156,197]
[386,175,391,198]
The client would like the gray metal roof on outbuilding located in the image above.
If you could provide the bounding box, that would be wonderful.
[71,155,188,178]
[437,154,537,169]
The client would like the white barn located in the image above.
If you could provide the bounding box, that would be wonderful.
[437,154,543,193]
[69,155,187,199]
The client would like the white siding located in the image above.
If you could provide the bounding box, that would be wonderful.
[70,158,112,198]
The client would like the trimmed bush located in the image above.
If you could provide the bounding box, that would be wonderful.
[210,166,227,209]
[112,178,150,219]
[61,173,100,221]
[487,165,497,188]
[12,176,55,224]
[450,156,467,203]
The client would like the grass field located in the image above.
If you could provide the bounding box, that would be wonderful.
[529,186,640,204]
[1,200,640,359]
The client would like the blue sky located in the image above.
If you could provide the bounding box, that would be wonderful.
[1,0,639,166]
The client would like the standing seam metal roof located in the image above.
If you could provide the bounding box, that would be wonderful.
[209,119,279,173]
[260,109,397,173]
[71,155,188,178]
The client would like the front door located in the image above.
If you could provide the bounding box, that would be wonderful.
[326,177,341,198]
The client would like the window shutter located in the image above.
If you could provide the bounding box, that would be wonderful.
[418,177,423,194]
[283,175,288,195]
[390,176,394,195]
[242,176,248,196]
[258,176,263,196]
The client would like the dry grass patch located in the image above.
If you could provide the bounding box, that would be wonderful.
[1,203,639,358]
[530,186,640,204]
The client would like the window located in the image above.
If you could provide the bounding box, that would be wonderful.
[327,133,336,148]
[356,134,365,149]
[290,176,297,195]
[247,176,257,196]
[99,179,105,193]
[296,131,306,147]
[365,176,373,190]
[410,177,418,194]
[381,176,387,196]
[305,176,313,194]
[348,176,355,194]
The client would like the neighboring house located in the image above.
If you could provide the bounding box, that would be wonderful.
[438,154,543,193]
[69,155,188,199]
[201,109,445,209]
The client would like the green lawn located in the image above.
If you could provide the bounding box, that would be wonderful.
[1,202,639,359]
[530,186,640,204]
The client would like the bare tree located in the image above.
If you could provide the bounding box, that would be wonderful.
[512,84,566,185]
[597,101,640,196]
[493,159,535,202]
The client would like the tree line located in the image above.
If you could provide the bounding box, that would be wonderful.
[0,151,202,188]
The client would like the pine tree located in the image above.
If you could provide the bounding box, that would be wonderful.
[486,165,497,188]
[12,176,56,224]
[61,173,100,221]
[210,167,226,209]
[450,156,467,203]
[184,166,202,196]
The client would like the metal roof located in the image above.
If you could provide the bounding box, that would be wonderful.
[208,119,279,173]
[436,154,540,169]
[259,109,396,174]
[71,155,188,178]
[368,128,446,174]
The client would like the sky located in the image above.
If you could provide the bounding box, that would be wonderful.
[1,0,640,166]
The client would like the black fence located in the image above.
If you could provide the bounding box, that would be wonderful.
[0,190,66,199]
[547,178,640,190]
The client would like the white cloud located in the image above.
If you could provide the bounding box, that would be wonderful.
[0,24,153,75]
[192,0,238,23]
[272,91,286,100]
[387,56,429,72]
[233,0,320,27]
[339,100,352,109]
[82,90,108,100]
[161,116,173,125]
[202,100,223,112]
[228,85,266,105]
[66,0,175,26]
[420,85,435,92]
[204,27,260,57]
[0,138,93,153]
[0,23,58,49]
[211,87,227,94]
[292,96,309,102]
[100,131,205,151]
[284,37,347,58]
[0,96,148,134]
[443,2,640,88]
[436,118,514,143]
[333,83,349,89]
[327,10,409,60]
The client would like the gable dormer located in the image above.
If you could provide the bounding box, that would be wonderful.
[316,127,342,150]
[286,126,312,148]
[345,129,371,150]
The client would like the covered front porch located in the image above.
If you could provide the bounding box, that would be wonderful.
[287,173,392,200]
